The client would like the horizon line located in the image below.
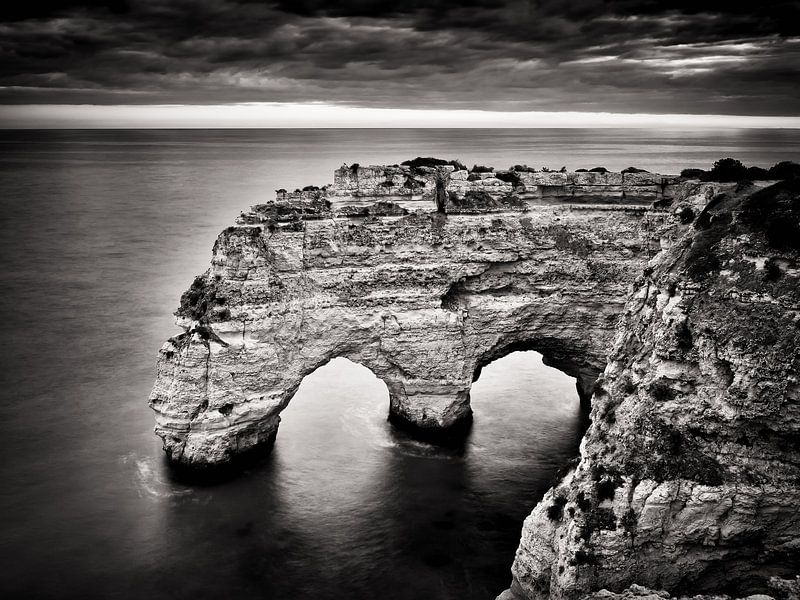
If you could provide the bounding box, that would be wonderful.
[2,103,800,129]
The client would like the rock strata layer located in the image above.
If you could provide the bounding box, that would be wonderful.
[149,165,679,465]
[502,179,800,599]
[150,163,799,598]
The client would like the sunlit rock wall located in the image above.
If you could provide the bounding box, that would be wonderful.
[149,166,681,467]
[502,179,800,599]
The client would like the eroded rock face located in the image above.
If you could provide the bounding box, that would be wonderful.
[148,166,681,467]
[504,180,800,599]
[574,579,800,600]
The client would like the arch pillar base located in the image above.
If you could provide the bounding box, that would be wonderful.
[387,389,473,444]
[156,414,280,474]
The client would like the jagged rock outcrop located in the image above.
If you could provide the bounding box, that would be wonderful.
[149,162,798,598]
[149,165,681,466]
[502,179,800,599]
[570,579,800,600]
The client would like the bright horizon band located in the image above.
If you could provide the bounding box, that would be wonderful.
[2,103,799,129]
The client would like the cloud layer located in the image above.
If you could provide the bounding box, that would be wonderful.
[1,0,798,115]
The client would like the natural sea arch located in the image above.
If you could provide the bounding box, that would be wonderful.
[150,198,667,467]
[259,350,587,599]
[274,350,588,454]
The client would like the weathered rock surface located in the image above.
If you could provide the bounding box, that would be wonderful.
[149,162,799,599]
[149,165,680,466]
[571,577,800,600]
[502,179,800,599]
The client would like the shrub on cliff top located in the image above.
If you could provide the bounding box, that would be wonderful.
[495,171,521,186]
[739,178,800,251]
[470,164,494,173]
[547,494,568,520]
[681,159,800,182]
[589,166,609,173]
[769,161,800,179]
[510,164,536,172]
[711,158,748,181]
[622,166,649,173]
[401,157,465,170]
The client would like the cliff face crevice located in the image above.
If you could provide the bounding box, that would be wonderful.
[504,179,800,599]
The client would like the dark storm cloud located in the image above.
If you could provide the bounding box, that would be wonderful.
[0,0,798,114]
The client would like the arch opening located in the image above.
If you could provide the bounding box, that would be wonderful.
[278,356,391,450]
[473,338,601,410]
[220,350,591,600]
[469,349,590,471]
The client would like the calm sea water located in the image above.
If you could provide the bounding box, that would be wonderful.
[0,129,797,600]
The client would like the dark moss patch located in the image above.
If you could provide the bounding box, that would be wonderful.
[685,211,732,281]
[547,494,568,521]
[620,508,638,536]
[621,415,725,485]
[678,206,696,224]
[591,507,617,531]
[764,258,782,281]
[596,478,619,502]
[649,381,675,402]
[401,157,465,170]
[739,178,800,251]
[177,275,218,322]
[446,190,526,213]
[675,320,693,350]
[572,550,598,566]
[623,378,637,395]
[550,225,591,257]
[495,170,522,186]
[576,491,592,512]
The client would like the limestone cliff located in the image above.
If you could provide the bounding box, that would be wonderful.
[149,162,798,599]
[149,164,678,465]
[504,179,800,599]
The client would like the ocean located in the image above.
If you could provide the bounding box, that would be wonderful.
[0,128,797,599]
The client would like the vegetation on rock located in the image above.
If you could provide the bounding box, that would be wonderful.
[681,158,800,182]
[401,157,466,170]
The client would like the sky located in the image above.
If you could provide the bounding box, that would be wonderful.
[1,0,799,127]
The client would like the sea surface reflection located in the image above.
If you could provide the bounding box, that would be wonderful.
[141,354,585,600]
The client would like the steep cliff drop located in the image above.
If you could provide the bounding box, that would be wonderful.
[149,163,799,598]
[149,164,677,466]
[501,179,800,599]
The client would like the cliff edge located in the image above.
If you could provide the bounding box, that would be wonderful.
[149,162,799,598]
[503,179,800,598]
